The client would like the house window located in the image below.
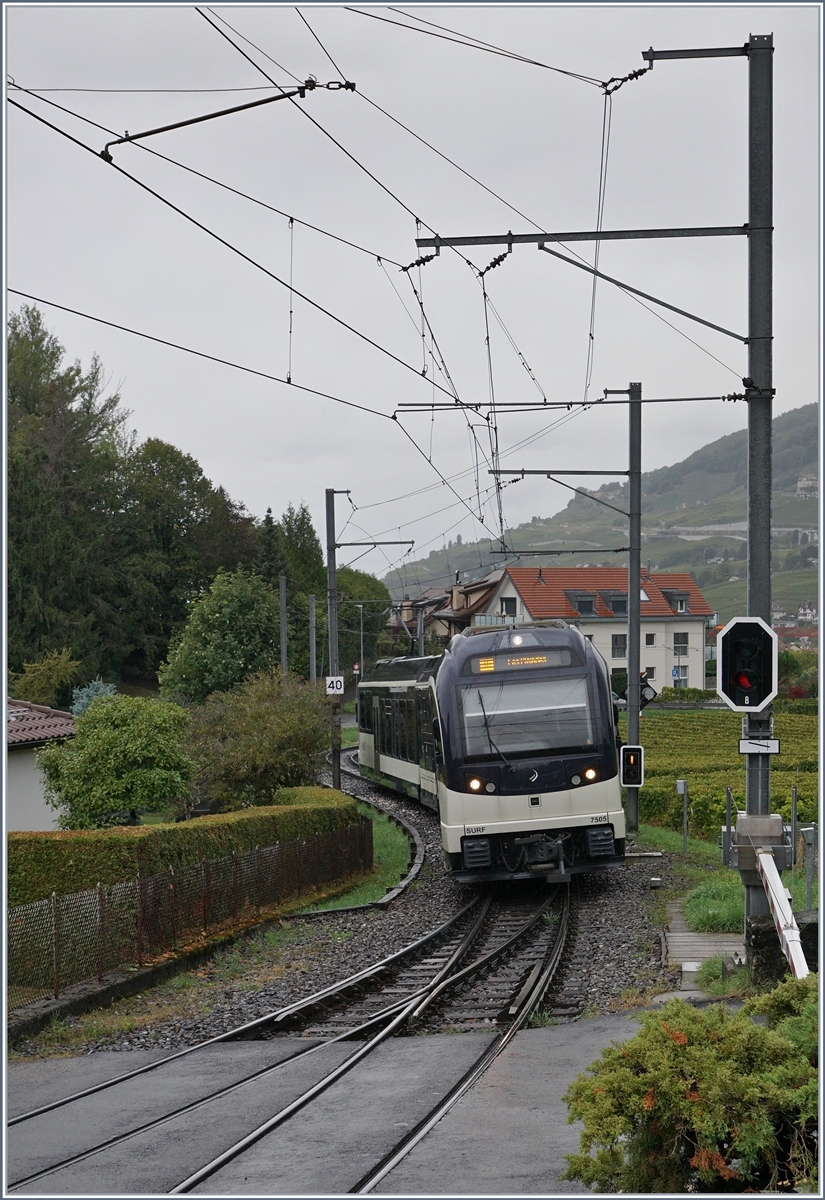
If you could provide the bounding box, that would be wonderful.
[501,597,517,617]
[674,664,688,689]
[578,597,595,615]
[611,634,627,659]
[645,667,655,680]
[645,633,655,646]
[675,598,688,613]
[583,634,594,643]
[612,597,627,616]
[673,633,689,657]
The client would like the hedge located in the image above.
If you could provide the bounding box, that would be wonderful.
[8,788,359,906]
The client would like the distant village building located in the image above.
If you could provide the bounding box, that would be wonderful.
[393,567,714,691]
[796,474,818,499]
[6,700,74,831]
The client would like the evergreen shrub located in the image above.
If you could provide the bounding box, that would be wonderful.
[562,980,818,1193]
[8,789,358,905]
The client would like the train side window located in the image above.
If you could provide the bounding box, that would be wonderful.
[359,691,372,732]
[406,699,417,762]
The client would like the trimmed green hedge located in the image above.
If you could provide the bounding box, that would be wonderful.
[8,788,358,906]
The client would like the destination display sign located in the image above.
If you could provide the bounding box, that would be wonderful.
[472,649,572,674]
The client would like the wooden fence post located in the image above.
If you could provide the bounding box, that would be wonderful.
[51,891,60,998]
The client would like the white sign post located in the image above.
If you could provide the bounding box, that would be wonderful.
[326,676,344,696]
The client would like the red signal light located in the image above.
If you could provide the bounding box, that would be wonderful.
[734,670,757,690]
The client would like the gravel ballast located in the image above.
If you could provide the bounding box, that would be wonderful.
[12,770,680,1056]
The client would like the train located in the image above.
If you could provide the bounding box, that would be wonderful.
[357,620,625,883]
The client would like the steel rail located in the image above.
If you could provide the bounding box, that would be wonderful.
[169,896,555,1193]
[8,897,480,1127]
[7,900,493,1193]
[352,887,571,1193]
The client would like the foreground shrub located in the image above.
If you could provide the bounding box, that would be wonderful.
[186,669,328,810]
[8,789,358,903]
[38,695,192,829]
[562,985,818,1193]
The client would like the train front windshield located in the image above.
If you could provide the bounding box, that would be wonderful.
[459,677,594,761]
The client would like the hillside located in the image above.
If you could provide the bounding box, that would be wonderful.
[385,404,818,624]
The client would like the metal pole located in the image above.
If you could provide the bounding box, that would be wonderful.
[744,32,774,920]
[417,605,425,656]
[356,603,364,679]
[625,382,642,833]
[51,891,59,998]
[309,594,317,685]
[803,824,816,911]
[683,782,689,857]
[279,573,288,675]
[326,489,341,790]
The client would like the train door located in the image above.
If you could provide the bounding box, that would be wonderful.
[373,695,382,776]
[416,687,438,811]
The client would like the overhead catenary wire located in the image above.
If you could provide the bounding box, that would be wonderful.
[347,7,604,86]
[7,82,406,267]
[583,91,612,406]
[8,98,457,402]
[195,16,742,380]
[6,289,392,422]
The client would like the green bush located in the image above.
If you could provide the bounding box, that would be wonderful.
[38,695,192,829]
[8,788,358,904]
[562,984,818,1193]
[159,569,280,703]
[186,669,329,811]
[653,687,718,703]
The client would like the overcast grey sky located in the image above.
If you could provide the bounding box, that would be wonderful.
[5,4,820,581]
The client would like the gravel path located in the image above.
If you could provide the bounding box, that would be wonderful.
[15,770,679,1055]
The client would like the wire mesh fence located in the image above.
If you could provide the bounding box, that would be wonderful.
[8,818,372,1012]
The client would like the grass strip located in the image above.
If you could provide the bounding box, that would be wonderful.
[298,802,412,911]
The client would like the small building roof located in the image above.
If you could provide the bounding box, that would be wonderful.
[7,699,75,749]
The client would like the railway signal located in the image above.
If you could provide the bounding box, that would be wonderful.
[620,746,644,787]
[716,616,778,712]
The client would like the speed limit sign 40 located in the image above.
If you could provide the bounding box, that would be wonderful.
[326,676,344,695]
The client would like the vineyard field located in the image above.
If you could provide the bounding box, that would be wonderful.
[621,711,818,838]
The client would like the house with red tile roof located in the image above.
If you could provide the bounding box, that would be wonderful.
[411,566,715,690]
[6,700,75,831]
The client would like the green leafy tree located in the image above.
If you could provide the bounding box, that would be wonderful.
[279,502,326,595]
[158,569,280,703]
[115,440,258,675]
[185,668,329,810]
[7,306,130,677]
[562,985,818,1193]
[38,695,192,828]
[337,566,390,676]
[9,648,81,708]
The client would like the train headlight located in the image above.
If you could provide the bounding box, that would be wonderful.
[468,777,483,791]
[584,767,599,782]
[570,774,582,787]
[485,782,496,794]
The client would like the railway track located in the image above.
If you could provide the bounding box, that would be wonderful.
[8,881,570,1195]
